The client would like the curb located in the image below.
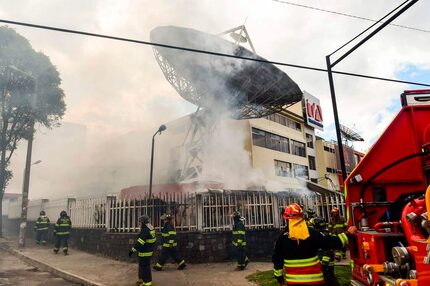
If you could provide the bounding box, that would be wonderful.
[0,242,103,286]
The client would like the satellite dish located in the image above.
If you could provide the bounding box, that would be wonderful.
[340,124,364,142]
[150,26,303,119]
[229,32,247,43]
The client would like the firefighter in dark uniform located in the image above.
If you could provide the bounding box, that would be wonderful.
[272,203,356,286]
[328,207,347,261]
[306,208,316,229]
[232,211,249,270]
[313,217,340,286]
[129,215,156,286]
[153,214,186,271]
[34,210,50,245]
[53,210,72,255]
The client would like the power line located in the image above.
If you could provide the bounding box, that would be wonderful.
[0,19,429,87]
[271,0,430,34]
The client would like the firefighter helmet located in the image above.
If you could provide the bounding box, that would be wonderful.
[283,203,304,220]
[231,211,241,218]
[307,208,315,217]
[160,214,172,221]
[40,210,46,216]
[139,215,150,224]
[60,210,67,217]
[312,217,327,231]
[331,207,339,215]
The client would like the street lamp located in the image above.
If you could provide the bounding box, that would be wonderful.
[148,124,167,199]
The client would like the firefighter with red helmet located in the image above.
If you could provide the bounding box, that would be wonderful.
[272,203,356,286]
[328,207,347,261]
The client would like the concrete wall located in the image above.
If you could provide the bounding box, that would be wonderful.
[2,216,281,263]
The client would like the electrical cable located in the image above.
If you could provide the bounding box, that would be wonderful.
[0,19,429,87]
[271,0,430,34]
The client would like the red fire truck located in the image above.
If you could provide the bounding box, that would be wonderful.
[345,89,430,286]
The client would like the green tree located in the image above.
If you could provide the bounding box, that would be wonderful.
[0,26,66,235]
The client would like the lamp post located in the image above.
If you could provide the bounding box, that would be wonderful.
[148,124,167,200]
[18,149,42,248]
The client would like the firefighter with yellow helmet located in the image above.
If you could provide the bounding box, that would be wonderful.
[272,203,356,285]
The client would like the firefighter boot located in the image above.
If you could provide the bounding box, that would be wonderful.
[153,263,163,271]
[63,248,68,255]
[135,279,143,286]
[177,260,187,270]
[245,257,249,268]
[53,248,59,254]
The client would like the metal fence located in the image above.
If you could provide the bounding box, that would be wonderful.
[3,190,346,233]
[69,190,346,232]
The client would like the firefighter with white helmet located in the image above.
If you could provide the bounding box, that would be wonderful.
[129,215,156,286]
[153,213,186,271]
[272,203,356,286]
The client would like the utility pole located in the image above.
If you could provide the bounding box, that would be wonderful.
[326,0,419,183]
[18,120,35,248]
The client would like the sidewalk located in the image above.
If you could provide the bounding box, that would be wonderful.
[0,236,271,286]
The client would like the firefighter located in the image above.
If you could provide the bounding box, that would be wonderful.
[231,211,249,270]
[34,210,50,245]
[306,208,316,229]
[328,207,347,261]
[313,217,340,286]
[53,210,72,255]
[272,203,356,286]
[153,214,186,271]
[129,215,156,286]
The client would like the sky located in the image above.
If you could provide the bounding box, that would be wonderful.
[1,0,429,198]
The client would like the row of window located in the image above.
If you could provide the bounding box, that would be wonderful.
[266,114,302,131]
[252,128,306,157]
[274,160,309,180]
[324,145,336,153]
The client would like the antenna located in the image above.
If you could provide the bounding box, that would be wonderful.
[340,124,364,147]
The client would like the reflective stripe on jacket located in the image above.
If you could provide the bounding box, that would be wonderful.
[132,224,156,258]
[161,222,177,248]
[272,227,349,285]
[232,220,246,247]
[54,216,71,236]
[34,216,50,231]
[328,216,347,235]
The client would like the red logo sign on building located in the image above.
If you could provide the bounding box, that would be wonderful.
[302,91,324,130]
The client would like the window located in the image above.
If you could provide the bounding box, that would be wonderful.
[267,133,281,151]
[266,113,301,131]
[291,140,306,157]
[326,167,338,174]
[306,133,314,148]
[293,164,309,180]
[252,128,289,154]
[308,156,316,170]
[275,160,292,177]
[252,128,266,147]
[323,145,335,153]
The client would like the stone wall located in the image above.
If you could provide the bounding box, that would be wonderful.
[2,216,282,263]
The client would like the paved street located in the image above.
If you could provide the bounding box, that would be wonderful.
[0,248,79,286]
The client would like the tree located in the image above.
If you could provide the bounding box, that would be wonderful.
[0,26,66,235]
